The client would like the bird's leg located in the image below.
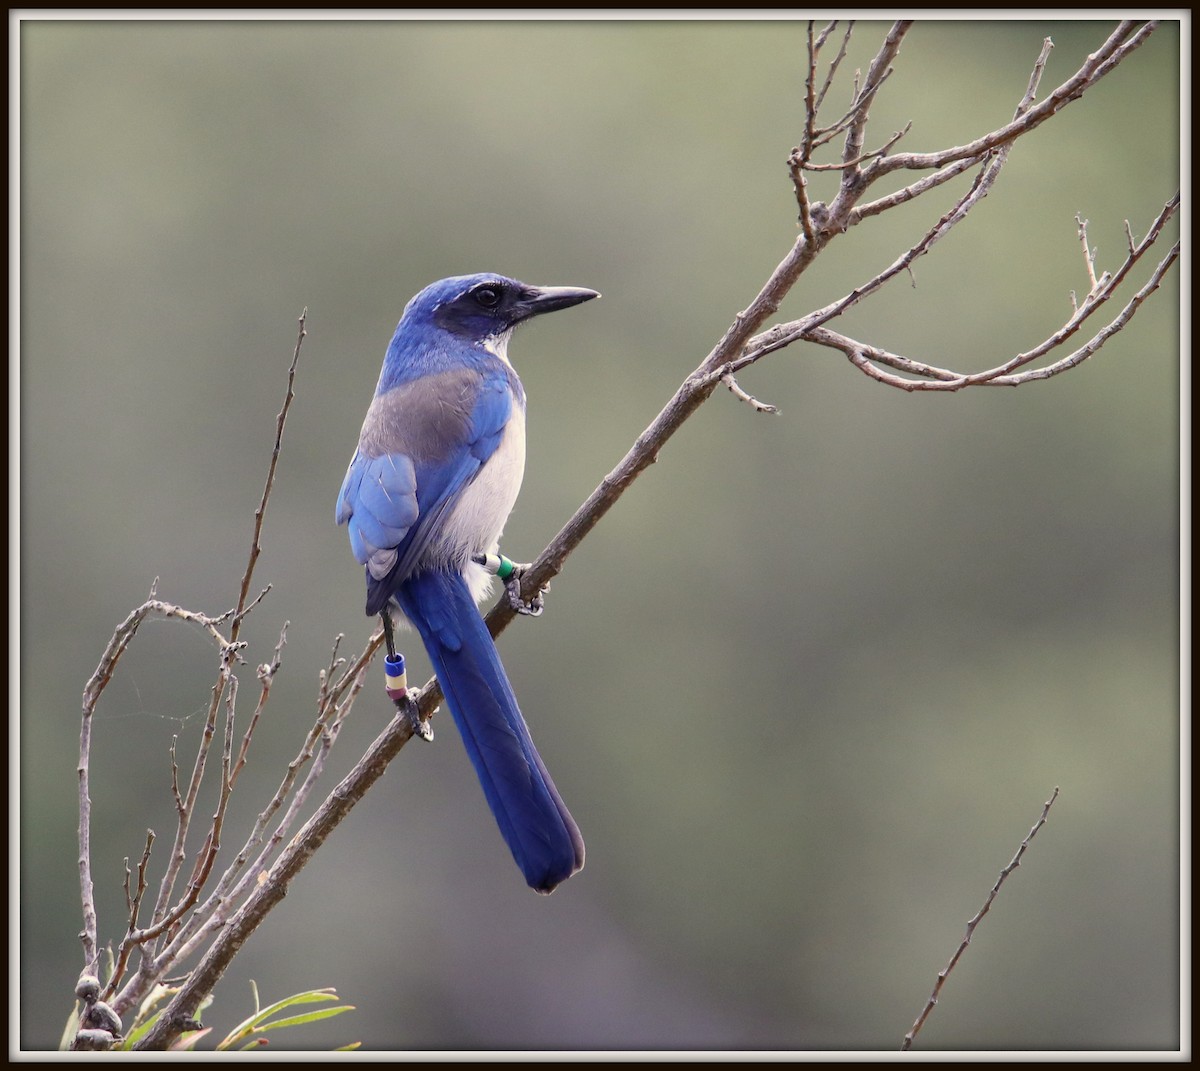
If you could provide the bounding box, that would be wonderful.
[380,606,398,659]
[380,607,434,742]
[473,552,549,617]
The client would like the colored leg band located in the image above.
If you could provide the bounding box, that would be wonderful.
[473,553,518,581]
[384,653,408,700]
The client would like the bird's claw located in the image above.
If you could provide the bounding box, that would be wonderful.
[399,689,434,742]
[411,711,435,742]
[505,563,549,617]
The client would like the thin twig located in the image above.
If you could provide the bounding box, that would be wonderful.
[1076,214,1101,292]
[741,149,1013,372]
[803,120,912,170]
[145,646,235,932]
[107,832,156,997]
[77,589,237,981]
[792,198,1178,391]
[849,35,1052,225]
[136,698,423,1049]
[168,737,182,812]
[839,21,912,183]
[230,309,306,643]
[852,158,980,227]
[814,22,853,115]
[721,371,779,413]
[114,628,383,1015]
[1019,36,1055,111]
[80,309,308,1020]
[231,623,287,788]
[869,22,1153,180]
[902,788,1061,1051]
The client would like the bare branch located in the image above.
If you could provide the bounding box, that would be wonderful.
[230,309,306,644]
[136,695,424,1049]
[168,736,182,811]
[903,788,1061,1050]
[109,628,384,1020]
[1018,35,1056,112]
[804,120,912,171]
[1076,214,1103,292]
[77,589,240,981]
[792,21,856,238]
[80,306,307,1018]
[848,35,1053,226]
[230,623,287,788]
[105,832,156,1001]
[475,225,827,647]
[813,21,853,115]
[742,152,1013,373]
[868,22,1154,181]
[838,21,912,181]
[721,371,779,414]
[850,157,979,225]
[145,646,235,933]
[795,196,1178,391]
[795,20,855,166]
[985,240,1179,386]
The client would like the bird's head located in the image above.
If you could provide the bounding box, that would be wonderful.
[404,273,600,349]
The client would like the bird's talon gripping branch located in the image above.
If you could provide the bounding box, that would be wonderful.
[473,552,549,617]
[506,574,546,617]
[403,693,434,742]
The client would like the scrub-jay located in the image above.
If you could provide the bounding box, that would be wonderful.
[336,273,598,893]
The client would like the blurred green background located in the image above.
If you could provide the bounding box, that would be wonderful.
[19,17,1180,1052]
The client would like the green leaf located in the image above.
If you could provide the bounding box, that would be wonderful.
[119,1009,162,1050]
[216,986,353,1051]
[58,1002,81,1052]
[251,1005,356,1033]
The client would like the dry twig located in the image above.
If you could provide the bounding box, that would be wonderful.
[902,788,1061,1050]
[74,313,309,1046]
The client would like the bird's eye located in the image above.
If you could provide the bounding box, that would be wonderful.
[473,287,500,309]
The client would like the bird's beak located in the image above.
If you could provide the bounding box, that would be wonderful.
[516,285,601,320]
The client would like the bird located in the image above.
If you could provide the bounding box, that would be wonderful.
[336,273,598,893]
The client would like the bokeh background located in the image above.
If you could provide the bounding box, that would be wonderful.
[18,17,1181,1052]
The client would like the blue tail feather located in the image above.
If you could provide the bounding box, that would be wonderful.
[396,570,584,893]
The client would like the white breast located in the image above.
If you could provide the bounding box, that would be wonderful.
[432,404,527,605]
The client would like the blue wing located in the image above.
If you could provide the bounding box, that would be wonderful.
[336,365,514,615]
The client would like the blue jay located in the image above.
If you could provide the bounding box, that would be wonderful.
[336,273,598,893]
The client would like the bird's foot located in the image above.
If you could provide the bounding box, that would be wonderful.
[401,688,434,743]
[505,562,550,617]
[472,552,550,617]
